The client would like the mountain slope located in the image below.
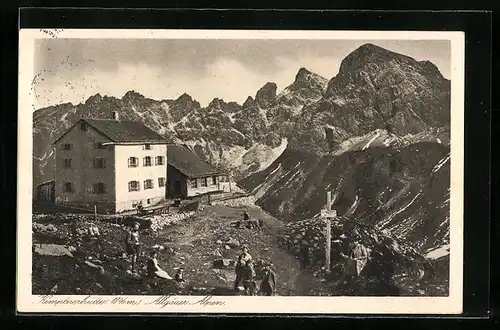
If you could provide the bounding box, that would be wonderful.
[241,137,450,253]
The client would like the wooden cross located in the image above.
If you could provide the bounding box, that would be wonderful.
[320,191,337,273]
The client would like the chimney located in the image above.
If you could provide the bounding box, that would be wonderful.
[112,111,119,121]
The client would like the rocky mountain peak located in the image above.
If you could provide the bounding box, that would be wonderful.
[295,67,312,81]
[418,60,445,80]
[243,96,257,109]
[173,93,200,108]
[289,67,328,92]
[122,90,145,102]
[176,93,193,102]
[208,97,224,109]
[255,82,277,109]
[338,43,414,75]
[84,93,102,105]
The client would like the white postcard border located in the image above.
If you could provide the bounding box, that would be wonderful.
[17,29,465,314]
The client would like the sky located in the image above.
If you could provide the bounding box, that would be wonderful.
[32,39,451,110]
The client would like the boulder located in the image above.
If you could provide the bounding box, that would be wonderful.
[225,237,241,248]
[34,244,74,258]
[213,259,235,269]
[84,260,106,275]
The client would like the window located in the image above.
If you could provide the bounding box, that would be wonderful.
[80,122,88,131]
[64,158,72,169]
[63,182,72,192]
[128,181,140,192]
[147,198,152,204]
[128,157,138,167]
[143,144,152,150]
[93,158,106,169]
[201,178,208,187]
[62,143,72,151]
[158,177,165,188]
[190,179,197,189]
[155,156,165,165]
[144,179,154,190]
[93,183,106,194]
[143,156,152,167]
[212,176,217,185]
[94,142,104,149]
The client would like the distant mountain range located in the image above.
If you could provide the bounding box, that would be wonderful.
[33,43,451,256]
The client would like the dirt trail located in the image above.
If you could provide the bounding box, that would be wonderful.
[159,205,329,296]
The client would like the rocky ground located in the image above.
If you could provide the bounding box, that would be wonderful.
[32,204,329,296]
[32,201,448,297]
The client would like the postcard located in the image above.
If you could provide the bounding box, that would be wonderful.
[18,28,464,314]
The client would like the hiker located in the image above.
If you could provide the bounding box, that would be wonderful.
[243,212,250,221]
[259,263,277,296]
[125,221,141,273]
[136,203,144,215]
[88,222,100,237]
[241,259,257,295]
[147,250,173,280]
[299,242,310,269]
[239,245,253,263]
[371,237,397,283]
[234,245,252,291]
[349,241,369,277]
[307,246,315,268]
[175,268,186,283]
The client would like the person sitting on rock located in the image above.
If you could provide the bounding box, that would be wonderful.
[147,250,173,280]
[243,212,250,221]
[259,263,277,296]
[125,221,141,273]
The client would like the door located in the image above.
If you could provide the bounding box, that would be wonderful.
[174,180,182,197]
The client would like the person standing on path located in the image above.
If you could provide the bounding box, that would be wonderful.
[349,241,369,277]
[299,242,310,269]
[259,263,277,296]
[125,221,141,273]
[234,245,252,291]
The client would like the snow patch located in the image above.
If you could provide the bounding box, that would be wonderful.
[239,139,288,176]
[267,164,282,178]
[425,244,450,260]
[362,129,382,150]
[432,154,450,173]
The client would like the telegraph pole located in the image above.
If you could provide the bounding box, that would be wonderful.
[321,191,337,273]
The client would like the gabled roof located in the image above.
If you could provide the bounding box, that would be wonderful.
[53,119,167,144]
[167,144,222,178]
